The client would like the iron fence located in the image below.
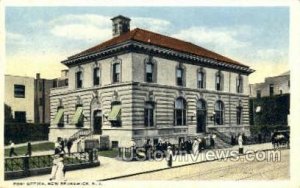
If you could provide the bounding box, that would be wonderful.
[5,150,98,173]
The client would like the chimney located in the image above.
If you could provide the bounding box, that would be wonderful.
[36,73,40,80]
[111,15,131,37]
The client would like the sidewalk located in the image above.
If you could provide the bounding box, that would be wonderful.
[10,143,276,181]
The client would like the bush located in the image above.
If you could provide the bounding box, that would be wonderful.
[4,123,50,145]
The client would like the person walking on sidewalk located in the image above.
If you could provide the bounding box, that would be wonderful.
[166,146,174,168]
[66,139,73,156]
[50,143,66,181]
[238,134,244,154]
[192,138,199,155]
[9,140,17,157]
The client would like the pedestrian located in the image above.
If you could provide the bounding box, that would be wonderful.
[156,139,163,157]
[192,138,199,155]
[9,140,17,157]
[66,139,73,156]
[166,146,173,168]
[198,138,203,153]
[60,138,65,153]
[210,135,215,149]
[238,134,244,154]
[50,143,66,181]
[25,142,32,157]
[130,139,137,159]
[231,135,235,145]
[77,136,84,153]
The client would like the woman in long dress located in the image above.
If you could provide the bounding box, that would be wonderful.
[50,143,66,181]
[166,146,173,168]
[192,138,199,155]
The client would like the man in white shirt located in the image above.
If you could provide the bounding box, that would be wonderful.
[9,140,18,157]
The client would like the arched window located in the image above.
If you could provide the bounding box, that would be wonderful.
[214,101,224,125]
[108,101,121,127]
[76,71,83,89]
[144,102,154,127]
[196,99,207,133]
[197,99,206,111]
[174,97,187,126]
[236,75,243,93]
[72,104,84,127]
[53,106,64,127]
[236,106,243,125]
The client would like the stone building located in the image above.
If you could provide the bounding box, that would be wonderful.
[249,71,290,98]
[49,15,254,147]
[5,73,53,123]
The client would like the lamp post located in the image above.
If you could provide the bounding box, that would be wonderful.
[210,111,216,126]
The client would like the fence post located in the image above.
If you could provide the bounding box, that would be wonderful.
[23,156,30,177]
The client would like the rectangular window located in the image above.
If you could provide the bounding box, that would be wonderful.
[237,77,242,93]
[198,72,204,88]
[15,111,26,123]
[256,90,261,98]
[76,71,82,88]
[176,68,183,86]
[146,63,153,82]
[93,68,100,86]
[113,63,120,83]
[111,141,119,148]
[14,85,25,98]
[270,84,274,96]
[216,75,221,91]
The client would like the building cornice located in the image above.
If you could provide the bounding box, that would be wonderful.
[50,81,250,98]
[62,40,255,74]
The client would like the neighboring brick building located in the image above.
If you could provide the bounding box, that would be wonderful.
[49,15,254,147]
[5,73,53,123]
[249,71,290,98]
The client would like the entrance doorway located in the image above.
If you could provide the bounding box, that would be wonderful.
[196,100,207,133]
[93,110,102,134]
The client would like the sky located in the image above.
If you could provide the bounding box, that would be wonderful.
[5,6,289,83]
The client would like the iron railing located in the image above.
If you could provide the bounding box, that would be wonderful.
[69,129,93,142]
[5,151,98,173]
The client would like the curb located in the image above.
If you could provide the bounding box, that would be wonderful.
[99,147,287,181]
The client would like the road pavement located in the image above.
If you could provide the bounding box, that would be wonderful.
[119,149,289,180]
[9,143,288,181]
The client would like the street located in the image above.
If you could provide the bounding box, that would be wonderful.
[119,149,289,180]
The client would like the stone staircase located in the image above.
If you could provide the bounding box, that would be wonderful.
[69,129,93,153]
[213,135,232,149]
[209,128,232,149]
